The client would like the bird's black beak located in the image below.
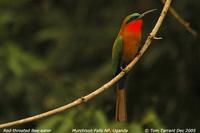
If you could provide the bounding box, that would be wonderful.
[138,9,157,19]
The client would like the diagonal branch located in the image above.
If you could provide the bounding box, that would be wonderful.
[0,0,172,129]
[162,0,198,37]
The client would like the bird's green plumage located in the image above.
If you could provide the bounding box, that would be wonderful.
[124,13,140,24]
[112,35,123,75]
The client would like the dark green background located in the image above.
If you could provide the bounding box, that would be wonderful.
[0,0,199,132]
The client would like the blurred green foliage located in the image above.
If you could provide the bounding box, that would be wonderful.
[0,0,199,132]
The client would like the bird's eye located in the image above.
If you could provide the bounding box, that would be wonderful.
[125,16,138,24]
[132,16,138,19]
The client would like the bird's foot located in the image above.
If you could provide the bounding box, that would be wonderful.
[120,66,128,74]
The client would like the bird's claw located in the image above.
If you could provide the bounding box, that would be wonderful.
[120,66,128,74]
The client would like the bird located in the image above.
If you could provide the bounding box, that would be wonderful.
[112,9,156,121]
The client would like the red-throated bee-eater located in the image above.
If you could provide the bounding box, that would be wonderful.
[112,9,156,121]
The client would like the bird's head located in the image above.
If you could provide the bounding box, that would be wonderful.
[124,9,157,24]
[121,9,157,33]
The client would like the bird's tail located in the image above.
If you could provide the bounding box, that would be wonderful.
[115,87,127,121]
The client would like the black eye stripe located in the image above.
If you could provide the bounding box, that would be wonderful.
[125,16,138,24]
[132,16,138,19]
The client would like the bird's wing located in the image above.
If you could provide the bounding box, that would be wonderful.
[112,35,123,75]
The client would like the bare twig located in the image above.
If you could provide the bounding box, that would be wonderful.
[162,0,198,37]
[0,0,172,129]
[153,36,163,40]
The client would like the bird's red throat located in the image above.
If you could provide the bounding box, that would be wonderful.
[126,19,143,34]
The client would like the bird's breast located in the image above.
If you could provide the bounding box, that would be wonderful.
[122,31,141,63]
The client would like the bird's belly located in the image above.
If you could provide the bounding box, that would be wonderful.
[122,37,140,63]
